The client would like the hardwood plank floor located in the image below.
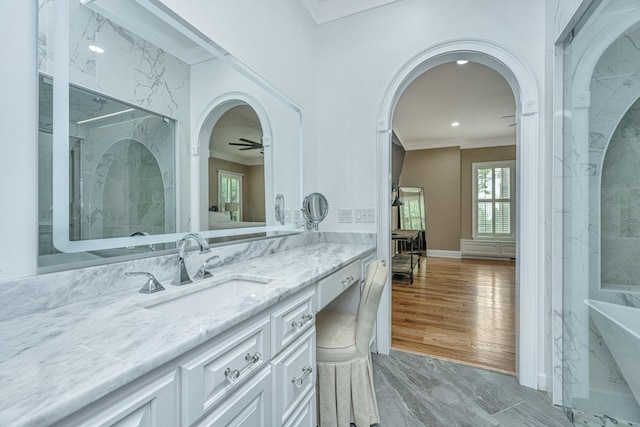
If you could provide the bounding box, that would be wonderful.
[391,256,516,375]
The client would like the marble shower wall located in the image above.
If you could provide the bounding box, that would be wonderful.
[561,8,640,421]
[37,0,189,238]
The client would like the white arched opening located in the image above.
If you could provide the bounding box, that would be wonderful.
[376,39,542,389]
[191,92,273,232]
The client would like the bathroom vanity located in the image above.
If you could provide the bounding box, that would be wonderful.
[0,234,376,426]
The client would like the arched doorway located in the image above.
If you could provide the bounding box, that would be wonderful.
[391,60,518,374]
[376,40,542,388]
[192,93,273,233]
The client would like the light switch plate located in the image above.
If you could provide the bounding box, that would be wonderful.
[355,208,374,223]
[338,209,353,223]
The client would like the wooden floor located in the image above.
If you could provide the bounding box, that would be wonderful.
[391,256,516,375]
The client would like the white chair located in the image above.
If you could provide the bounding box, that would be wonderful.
[315,260,389,427]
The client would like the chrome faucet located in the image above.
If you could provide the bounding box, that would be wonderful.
[173,233,210,286]
[194,255,220,280]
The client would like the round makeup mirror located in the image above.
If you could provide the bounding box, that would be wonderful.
[301,193,329,230]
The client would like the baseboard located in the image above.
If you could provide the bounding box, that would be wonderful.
[426,249,461,259]
[538,373,549,393]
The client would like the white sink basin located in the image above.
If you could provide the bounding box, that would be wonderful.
[143,275,273,316]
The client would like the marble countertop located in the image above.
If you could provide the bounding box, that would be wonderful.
[0,242,375,426]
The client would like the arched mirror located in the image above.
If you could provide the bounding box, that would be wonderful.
[207,104,267,242]
[301,193,329,230]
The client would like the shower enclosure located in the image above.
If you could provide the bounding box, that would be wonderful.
[561,0,640,423]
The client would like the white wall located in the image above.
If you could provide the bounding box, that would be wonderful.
[0,0,38,279]
[315,0,546,233]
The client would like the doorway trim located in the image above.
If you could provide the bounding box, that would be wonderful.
[375,38,542,389]
[192,92,273,232]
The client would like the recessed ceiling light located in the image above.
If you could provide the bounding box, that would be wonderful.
[88,45,104,54]
[451,121,460,127]
[456,60,469,65]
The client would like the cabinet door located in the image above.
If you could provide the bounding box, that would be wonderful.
[180,315,270,425]
[271,288,315,356]
[194,366,272,427]
[61,371,177,427]
[282,390,315,427]
[272,328,316,426]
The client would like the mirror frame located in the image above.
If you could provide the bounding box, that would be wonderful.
[301,193,329,230]
[46,0,304,255]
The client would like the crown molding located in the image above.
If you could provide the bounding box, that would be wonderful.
[401,135,516,151]
[301,0,402,24]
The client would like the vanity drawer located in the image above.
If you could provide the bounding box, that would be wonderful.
[194,366,272,427]
[55,371,177,427]
[272,288,315,357]
[272,328,316,426]
[180,315,271,425]
[283,388,316,427]
[316,260,361,310]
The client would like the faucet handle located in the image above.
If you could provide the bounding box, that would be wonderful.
[126,272,165,294]
[195,255,220,280]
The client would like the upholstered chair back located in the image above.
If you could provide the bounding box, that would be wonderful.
[355,260,388,354]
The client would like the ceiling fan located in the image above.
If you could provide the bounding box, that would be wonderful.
[229,138,264,151]
[502,114,517,127]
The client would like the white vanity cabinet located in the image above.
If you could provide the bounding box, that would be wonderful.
[43,252,378,427]
[272,328,316,426]
[52,370,178,427]
[180,315,271,425]
[193,366,273,427]
[316,260,362,311]
[283,387,316,427]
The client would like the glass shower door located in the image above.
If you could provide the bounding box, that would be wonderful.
[561,1,640,422]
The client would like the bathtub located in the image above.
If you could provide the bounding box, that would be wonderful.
[585,299,640,405]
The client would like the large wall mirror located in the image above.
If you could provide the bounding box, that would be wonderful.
[37,0,303,269]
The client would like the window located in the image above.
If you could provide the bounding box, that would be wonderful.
[218,170,243,221]
[472,161,515,240]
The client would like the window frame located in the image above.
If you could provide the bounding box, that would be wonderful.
[218,170,243,222]
[472,160,516,240]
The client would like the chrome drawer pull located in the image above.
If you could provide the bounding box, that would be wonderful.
[224,352,262,383]
[291,366,313,387]
[341,276,355,287]
[291,313,313,329]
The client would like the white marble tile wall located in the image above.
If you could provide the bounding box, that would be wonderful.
[560,7,640,420]
[0,232,375,323]
[77,116,177,239]
[38,0,190,238]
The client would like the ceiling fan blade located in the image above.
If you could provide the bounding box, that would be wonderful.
[501,115,516,118]
[509,123,516,127]
[239,138,260,145]
[229,142,253,147]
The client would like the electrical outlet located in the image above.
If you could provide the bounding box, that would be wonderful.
[355,208,374,223]
[293,210,301,223]
[338,209,353,223]
[284,210,292,223]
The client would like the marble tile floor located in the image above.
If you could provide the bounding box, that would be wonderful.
[371,350,573,426]
[572,409,637,427]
